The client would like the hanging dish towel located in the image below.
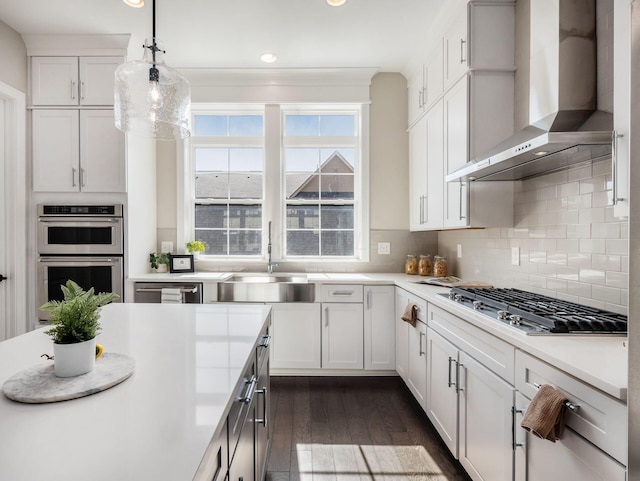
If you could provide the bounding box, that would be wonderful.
[401,303,418,327]
[520,384,569,442]
[160,288,183,304]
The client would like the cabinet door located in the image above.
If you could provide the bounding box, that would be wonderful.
[31,57,79,106]
[425,40,444,108]
[444,6,468,88]
[270,304,321,369]
[424,101,444,229]
[407,320,427,410]
[79,110,126,192]
[444,76,469,228]
[395,288,409,381]
[514,393,626,481]
[32,109,80,192]
[409,114,428,231]
[79,57,122,106]
[426,327,459,458]
[322,303,364,369]
[364,285,395,370]
[459,352,514,481]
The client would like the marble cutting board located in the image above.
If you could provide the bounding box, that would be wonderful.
[2,352,135,403]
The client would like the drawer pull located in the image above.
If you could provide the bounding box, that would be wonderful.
[331,291,355,296]
[533,383,580,412]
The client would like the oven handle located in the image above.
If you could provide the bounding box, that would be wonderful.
[38,257,121,263]
[38,218,121,223]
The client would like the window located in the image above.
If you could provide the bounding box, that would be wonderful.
[283,112,358,257]
[189,105,365,261]
[192,113,264,256]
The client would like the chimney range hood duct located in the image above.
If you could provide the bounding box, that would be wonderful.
[446,0,613,182]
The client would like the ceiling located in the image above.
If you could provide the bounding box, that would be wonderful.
[0,0,444,74]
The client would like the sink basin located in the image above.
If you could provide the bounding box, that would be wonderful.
[226,274,308,284]
[218,273,314,302]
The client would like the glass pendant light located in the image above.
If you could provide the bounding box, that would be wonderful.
[115,0,191,140]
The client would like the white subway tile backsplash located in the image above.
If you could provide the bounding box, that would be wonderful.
[579,238,606,254]
[579,207,605,224]
[547,253,568,265]
[567,224,591,239]
[566,280,591,297]
[567,252,591,268]
[606,239,628,255]
[591,285,621,305]
[568,165,592,182]
[559,182,580,197]
[529,251,547,263]
[579,268,606,285]
[606,271,628,289]
[591,254,621,271]
[592,190,612,208]
[556,239,580,253]
[591,222,620,239]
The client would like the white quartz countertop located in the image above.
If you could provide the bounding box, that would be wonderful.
[127,271,628,401]
[0,303,271,481]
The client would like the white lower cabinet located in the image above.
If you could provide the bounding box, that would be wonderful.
[514,392,626,481]
[270,303,321,369]
[458,351,514,481]
[364,285,395,370]
[322,303,364,369]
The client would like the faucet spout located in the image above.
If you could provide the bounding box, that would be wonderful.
[267,221,278,274]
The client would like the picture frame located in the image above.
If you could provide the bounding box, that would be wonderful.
[169,254,195,273]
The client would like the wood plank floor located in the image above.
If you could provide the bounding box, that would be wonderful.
[266,376,472,481]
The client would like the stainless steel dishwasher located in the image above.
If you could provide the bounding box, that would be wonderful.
[133,282,203,303]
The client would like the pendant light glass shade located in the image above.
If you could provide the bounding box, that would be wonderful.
[114,38,191,140]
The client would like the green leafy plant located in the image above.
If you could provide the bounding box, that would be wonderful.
[186,240,206,254]
[40,280,119,344]
[149,252,171,269]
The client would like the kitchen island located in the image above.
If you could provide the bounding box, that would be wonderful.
[0,303,271,481]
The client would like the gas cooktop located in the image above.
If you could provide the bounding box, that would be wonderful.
[440,287,627,335]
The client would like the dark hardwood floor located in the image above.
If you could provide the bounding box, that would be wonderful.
[266,376,472,481]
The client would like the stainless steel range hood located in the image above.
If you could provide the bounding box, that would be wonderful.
[447,0,613,182]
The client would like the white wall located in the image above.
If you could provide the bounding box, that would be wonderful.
[0,20,26,93]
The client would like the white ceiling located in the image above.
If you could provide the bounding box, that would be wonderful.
[0,0,444,74]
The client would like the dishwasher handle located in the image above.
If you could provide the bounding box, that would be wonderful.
[135,286,199,294]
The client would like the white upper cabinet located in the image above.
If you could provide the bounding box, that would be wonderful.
[408,41,444,127]
[31,56,122,106]
[32,109,126,193]
[444,9,468,88]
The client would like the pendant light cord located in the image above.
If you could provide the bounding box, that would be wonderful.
[149,0,159,82]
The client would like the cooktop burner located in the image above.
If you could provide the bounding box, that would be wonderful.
[443,287,627,335]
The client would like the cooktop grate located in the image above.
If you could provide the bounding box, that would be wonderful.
[450,287,627,334]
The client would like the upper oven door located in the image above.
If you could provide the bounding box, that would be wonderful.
[37,216,123,255]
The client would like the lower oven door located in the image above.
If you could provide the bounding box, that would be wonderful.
[37,256,124,322]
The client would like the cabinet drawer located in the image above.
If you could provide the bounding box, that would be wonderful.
[515,350,627,465]
[319,284,363,303]
[401,291,428,324]
[193,418,228,481]
[428,303,515,383]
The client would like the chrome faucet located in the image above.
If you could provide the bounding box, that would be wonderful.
[267,221,278,274]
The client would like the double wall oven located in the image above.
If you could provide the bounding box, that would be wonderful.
[37,204,124,323]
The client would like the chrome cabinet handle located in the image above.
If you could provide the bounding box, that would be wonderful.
[256,386,268,427]
[325,307,329,327]
[80,168,85,187]
[260,335,271,348]
[80,81,85,100]
[423,195,428,224]
[448,356,455,387]
[532,383,580,412]
[72,167,77,187]
[459,180,466,220]
[511,406,524,450]
[612,131,624,205]
[366,290,371,310]
[419,331,425,356]
[71,80,76,100]
[456,362,464,393]
[418,89,424,108]
[460,39,467,64]
[331,291,355,296]
[419,195,424,224]
[239,376,257,404]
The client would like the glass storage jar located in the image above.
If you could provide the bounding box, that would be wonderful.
[433,255,448,277]
[418,254,432,276]
[405,254,418,275]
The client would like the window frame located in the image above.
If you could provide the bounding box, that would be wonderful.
[180,103,370,265]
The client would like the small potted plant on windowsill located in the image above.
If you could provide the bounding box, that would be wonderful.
[40,280,119,378]
[186,240,206,259]
[149,252,171,273]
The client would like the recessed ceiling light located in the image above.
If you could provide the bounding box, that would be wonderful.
[260,53,278,64]
[123,0,144,7]
[327,0,347,6]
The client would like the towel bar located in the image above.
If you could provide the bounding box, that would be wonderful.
[533,383,580,412]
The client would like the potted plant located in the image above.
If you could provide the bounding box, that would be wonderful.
[186,240,206,258]
[39,280,119,377]
[149,252,171,272]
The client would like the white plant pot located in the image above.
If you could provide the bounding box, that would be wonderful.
[53,338,97,378]
[154,264,168,273]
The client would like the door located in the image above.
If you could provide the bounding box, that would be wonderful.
[322,303,364,369]
[458,352,514,481]
[364,285,395,370]
[32,109,80,192]
[31,57,79,105]
[444,6,468,87]
[0,99,5,339]
[426,327,459,457]
[424,101,444,229]
[79,57,122,106]
[270,303,321,369]
[80,110,126,192]
[407,319,428,410]
[409,114,427,230]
